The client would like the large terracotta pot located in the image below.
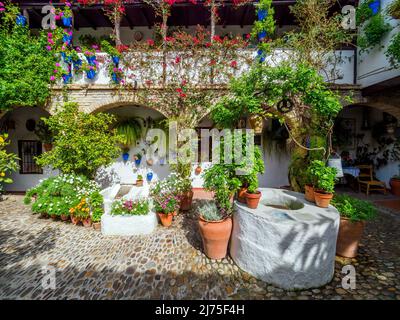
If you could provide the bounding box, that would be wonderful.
[158,212,174,227]
[304,185,315,203]
[43,143,53,152]
[245,191,262,209]
[336,218,366,258]
[314,190,333,208]
[180,190,194,211]
[237,187,247,204]
[390,178,400,196]
[198,216,232,260]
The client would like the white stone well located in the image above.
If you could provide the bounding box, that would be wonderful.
[230,188,340,290]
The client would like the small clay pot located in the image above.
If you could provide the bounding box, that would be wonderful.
[198,216,233,260]
[304,185,315,203]
[70,214,80,226]
[60,214,69,222]
[146,159,154,166]
[336,218,366,258]
[245,191,262,209]
[237,187,247,204]
[82,217,92,228]
[390,178,400,196]
[40,212,49,219]
[50,214,58,220]
[43,143,53,152]
[158,212,174,227]
[180,190,194,211]
[92,222,101,231]
[136,180,143,187]
[314,190,333,208]
[195,165,202,175]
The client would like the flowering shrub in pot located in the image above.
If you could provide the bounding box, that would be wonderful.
[332,194,377,258]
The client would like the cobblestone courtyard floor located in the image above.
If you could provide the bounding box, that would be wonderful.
[0,195,399,300]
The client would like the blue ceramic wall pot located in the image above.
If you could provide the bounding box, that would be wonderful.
[112,56,120,65]
[86,55,97,65]
[147,172,153,182]
[86,69,96,79]
[16,15,27,26]
[122,152,129,162]
[62,73,72,84]
[135,158,141,166]
[112,73,120,84]
[257,9,268,21]
[73,59,82,71]
[62,16,72,27]
[258,31,267,41]
[62,34,73,46]
[369,0,380,15]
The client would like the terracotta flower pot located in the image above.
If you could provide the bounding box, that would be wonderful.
[245,191,262,209]
[60,214,69,222]
[92,222,101,231]
[50,214,58,220]
[70,214,80,226]
[158,212,174,227]
[43,143,53,152]
[198,216,233,260]
[237,187,248,204]
[82,217,92,228]
[336,218,366,258]
[40,212,49,219]
[136,180,143,187]
[390,178,400,196]
[146,159,154,166]
[304,185,315,203]
[195,165,202,175]
[314,190,333,208]
[180,190,194,211]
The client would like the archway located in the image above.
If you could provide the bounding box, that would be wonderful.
[332,104,400,187]
[0,106,57,192]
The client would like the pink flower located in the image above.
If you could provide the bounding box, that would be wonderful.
[230,60,238,68]
[0,8,5,12]
[53,69,58,74]
[147,39,154,46]
[50,76,55,81]
[46,45,52,51]
[55,62,60,67]
[47,32,53,38]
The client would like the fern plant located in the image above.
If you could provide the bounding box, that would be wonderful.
[115,118,143,148]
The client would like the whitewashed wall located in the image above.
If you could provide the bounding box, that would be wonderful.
[1,107,58,192]
[357,0,400,88]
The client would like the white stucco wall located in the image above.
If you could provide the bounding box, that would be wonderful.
[1,107,58,192]
[357,0,400,88]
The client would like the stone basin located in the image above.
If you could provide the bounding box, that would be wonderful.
[230,188,340,290]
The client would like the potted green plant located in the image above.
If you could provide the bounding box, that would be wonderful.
[332,194,377,258]
[115,118,143,151]
[34,119,53,151]
[90,191,104,230]
[136,174,144,187]
[134,153,143,166]
[198,201,233,260]
[309,160,337,208]
[304,164,316,203]
[243,146,265,209]
[179,177,194,211]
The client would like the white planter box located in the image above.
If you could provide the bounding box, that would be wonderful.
[101,212,158,236]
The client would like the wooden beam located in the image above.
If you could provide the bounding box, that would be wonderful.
[124,11,135,30]
[29,8,42,26]
[240,5,249,28]
[140,7,152,29]
[78,9,97,30]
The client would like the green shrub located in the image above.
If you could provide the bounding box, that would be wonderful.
[198,201,223,221]
[308,160,337,193]
[332,194,377,222]
[358,13,392,52]
[0,134,19,195]
[24,174,103,217]
[111,198,150,216]
[36,102,121,178]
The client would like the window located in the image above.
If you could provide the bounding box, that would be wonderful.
[18,140,43,174]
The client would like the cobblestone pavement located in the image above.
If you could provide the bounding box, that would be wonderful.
[0,195,399,300]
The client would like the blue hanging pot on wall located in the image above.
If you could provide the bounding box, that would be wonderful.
[112,56,120,65]
[86,55,97,65]
[62,73,72,84]
[62,34,73,46]
[62,16,72,27]
[111,72,120,84]
[258,31,267,41]
[73,59,82,71]
[146,172,153,182]
[369,0,380,15]
[257,9,268,21]
[122,152,129,162]
[16,15,27,26]
[135,158,141,166]
[86,69,96,80]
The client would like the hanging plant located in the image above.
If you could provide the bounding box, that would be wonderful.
[82,62,98,80]
[386,33,400,67]
[115,118,143,148]
[251,0,275,56]
[358,13,392,52]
